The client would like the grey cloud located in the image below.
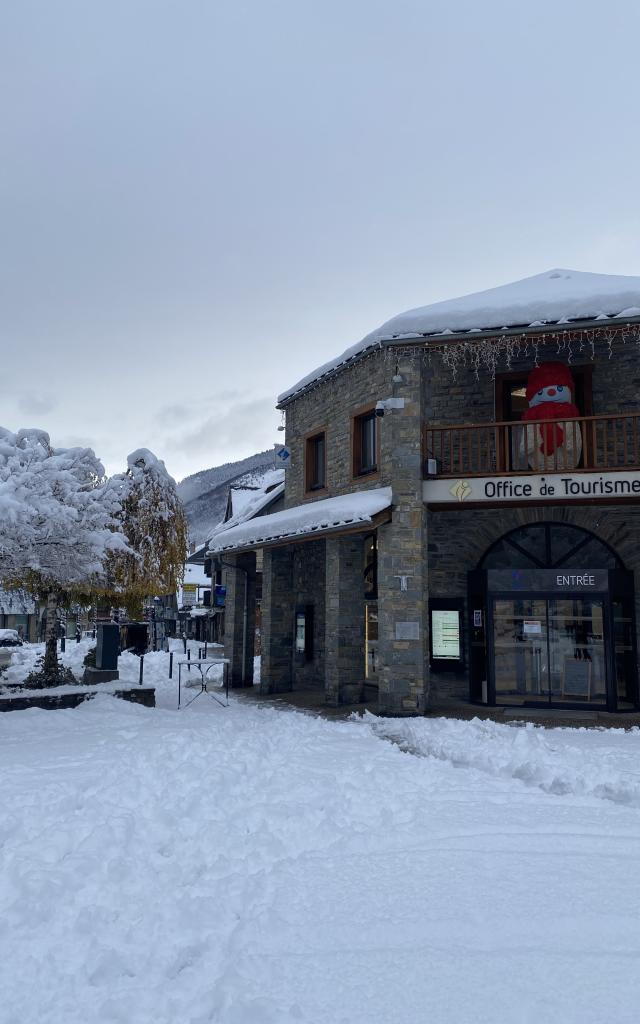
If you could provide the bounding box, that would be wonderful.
[56,432,99,451]
[155,402,194,425]
[166,398,279,463]
[16,393,57,416]
[155,390,243,427]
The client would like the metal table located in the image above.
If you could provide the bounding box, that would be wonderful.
[177,657,230,708]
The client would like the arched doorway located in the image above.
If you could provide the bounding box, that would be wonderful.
[468,523,637,711]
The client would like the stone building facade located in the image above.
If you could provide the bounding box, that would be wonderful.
[209,270,640,715]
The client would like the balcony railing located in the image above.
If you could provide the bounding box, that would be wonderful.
[425,412,640,478]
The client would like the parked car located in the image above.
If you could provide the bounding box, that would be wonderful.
[0,628,23,669]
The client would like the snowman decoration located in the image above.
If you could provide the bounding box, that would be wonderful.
[520,361,582,469]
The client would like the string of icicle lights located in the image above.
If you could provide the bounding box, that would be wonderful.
[385,322,640,380]
[281,322,640,407]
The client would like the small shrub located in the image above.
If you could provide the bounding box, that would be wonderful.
[83,644,97,668]
[23,656,76,689]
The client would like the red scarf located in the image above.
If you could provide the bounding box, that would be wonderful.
[521,401,580,455]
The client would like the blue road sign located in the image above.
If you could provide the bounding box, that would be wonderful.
[276,445,292,466]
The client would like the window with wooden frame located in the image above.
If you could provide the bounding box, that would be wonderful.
[352,407,379,477]
[495,364,593,423]
[304,430,327,493]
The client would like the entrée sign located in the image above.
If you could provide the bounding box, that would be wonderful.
[487,569,609,592]
[423,470,640,505]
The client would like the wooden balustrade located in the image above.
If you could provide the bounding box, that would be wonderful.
[424,412,640,477]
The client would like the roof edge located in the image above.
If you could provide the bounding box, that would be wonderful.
[276,315,640,408]
[209,507,392,556]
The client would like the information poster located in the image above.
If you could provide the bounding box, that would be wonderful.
[431,609,461,660]
[295,613,306,653]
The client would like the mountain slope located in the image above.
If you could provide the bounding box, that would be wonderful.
[178,449,278,543]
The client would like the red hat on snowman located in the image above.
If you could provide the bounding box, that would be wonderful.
[526,361,574,402]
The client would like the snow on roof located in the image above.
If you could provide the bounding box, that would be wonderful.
[278,269,640,404]
[229,487,258,519]
[207,469,285,547]
[207,487,391,554]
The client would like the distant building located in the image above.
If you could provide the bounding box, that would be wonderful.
[206,470,285,664]
[0,587,39,641]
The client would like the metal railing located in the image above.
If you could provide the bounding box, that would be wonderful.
[425,412,640,477]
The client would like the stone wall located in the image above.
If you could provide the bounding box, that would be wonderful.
[324,535,366,704]
[291,539,326,689]
[223,551,257,687]
[260,546,294,693]
[377,349,430,714]
[278,347,432,713]
[282,349,392,508]
[425,333,639,426]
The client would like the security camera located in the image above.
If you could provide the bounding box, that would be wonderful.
[375,397,405,417]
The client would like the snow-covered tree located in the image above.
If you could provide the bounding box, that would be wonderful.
[107,449,188,618]
[0,427,129,683]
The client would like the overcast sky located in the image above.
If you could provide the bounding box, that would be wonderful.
[2,0,639,481]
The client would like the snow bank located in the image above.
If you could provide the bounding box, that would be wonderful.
[208,486,391,553]
[0,628,20,644]
[279,268,640,402]
[364,713,640,806]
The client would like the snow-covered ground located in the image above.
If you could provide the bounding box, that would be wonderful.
[1,646,640,1023]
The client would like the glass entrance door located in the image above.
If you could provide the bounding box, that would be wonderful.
[493,598,548,704]
[547,598,605,704]
[492,596,607,706]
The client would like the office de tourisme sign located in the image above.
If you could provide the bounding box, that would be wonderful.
[423,470,640,505]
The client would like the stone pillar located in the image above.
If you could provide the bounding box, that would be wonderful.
[223,551,256,688]
[325,535,366,705]
[377,349,430,714]
[260,545,294,693]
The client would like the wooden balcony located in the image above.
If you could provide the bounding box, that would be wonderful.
[425,412,640,478]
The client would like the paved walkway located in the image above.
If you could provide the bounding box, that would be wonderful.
[237,685,640,728]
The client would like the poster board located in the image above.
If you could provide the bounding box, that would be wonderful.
[431,609,461,660]
[429,598,464,670]
[562,657,591,699]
